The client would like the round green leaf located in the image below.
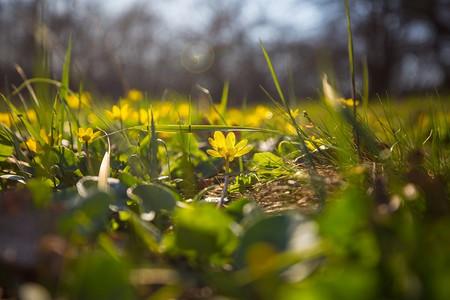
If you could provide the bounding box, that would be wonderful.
[129,183,181,214]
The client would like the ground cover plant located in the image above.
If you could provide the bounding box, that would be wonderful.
[1,5,450,300]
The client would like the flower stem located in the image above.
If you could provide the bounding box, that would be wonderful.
[218,159,230,208]
[85,141,93,175]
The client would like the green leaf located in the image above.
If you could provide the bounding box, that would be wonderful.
[27,179,52,208]
[0,129,13,161]
[59,190,114,235]
[129,183,181,214]
[173,205,237,258]
[68,249,135,300]
[234,213,315,269]
[40,146,79,172]
[128,211,161,250]
[253,152,283,168]
[118,171,141,187]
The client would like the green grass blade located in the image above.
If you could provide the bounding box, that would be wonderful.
[188,95,192,164]
[197,84,228,125]
[11,78,62,98]
[260,39,287,107]
[1,94,45,145]
[260,41,313,161]
[51,94,59,147]
[58,37,72,144]
[220,81,229,117]
[287,59,296,108]
[362,56,369,123]
[60,36,72,101]
[157,138,171,180]
[150,109,158,181]
[101,125,288,141]
[152,124,282,134]
[344,0,361,161]
[344,0,356,105]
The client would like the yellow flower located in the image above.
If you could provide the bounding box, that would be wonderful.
[245,105,273,127]
[289,108,299,118]
[177,103,191,120]
[207,131,252,162]
[19,128,61,154]
[127,89,143,102]
[227,109,244,126]
[105,104,129,121]
[87,113,100,124]
[338,98,359,107]
[0,112,11,128]
[74,127,101,144]
[39,128,61,145]
[21,137,43,154]
[137,108,160,125]
[305,136,327,151]
[159,102,173,118]
[67,92,91,110]
[27,109,37,123]
[285,122,304,135]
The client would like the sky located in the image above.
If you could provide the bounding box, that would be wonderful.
[95,0,323,42]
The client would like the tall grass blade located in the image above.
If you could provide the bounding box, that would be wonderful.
[157,138,171,180]
[33,22,52,111]
[14,64,41,110]
[60,36,72,102]
[11,78,62,98]
[260,40,324,207]
[132,124,283,135]
[188,95,192,164]
[51,94,59,147]
[362,56,369,123]
[220,81,229,117]
[287,59,296,108]
[1,94,45,145]
[57,37,72,145]
[197,84,227,125]
[150,109,158,181]
[260,39,286,107]
[344,0,361,161]
[344,0,356,106]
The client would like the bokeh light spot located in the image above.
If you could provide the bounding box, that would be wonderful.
[181,41,214,73]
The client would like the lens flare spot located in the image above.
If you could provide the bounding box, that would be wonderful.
[181,41,214,73]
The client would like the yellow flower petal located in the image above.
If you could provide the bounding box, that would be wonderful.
[225,132,235,149]
[206,149,222,157]
[214,131,226,147]
[89,131,101,142]
[218,147,228,158]
[40,129,49,144]
[208,137,219,150]
[290,108,299,118]
[235,139,248,151]
[235,145,252,157]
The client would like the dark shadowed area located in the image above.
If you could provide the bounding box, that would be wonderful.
[1,0,450,105]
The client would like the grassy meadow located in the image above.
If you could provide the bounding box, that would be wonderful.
[1,16,450,300]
